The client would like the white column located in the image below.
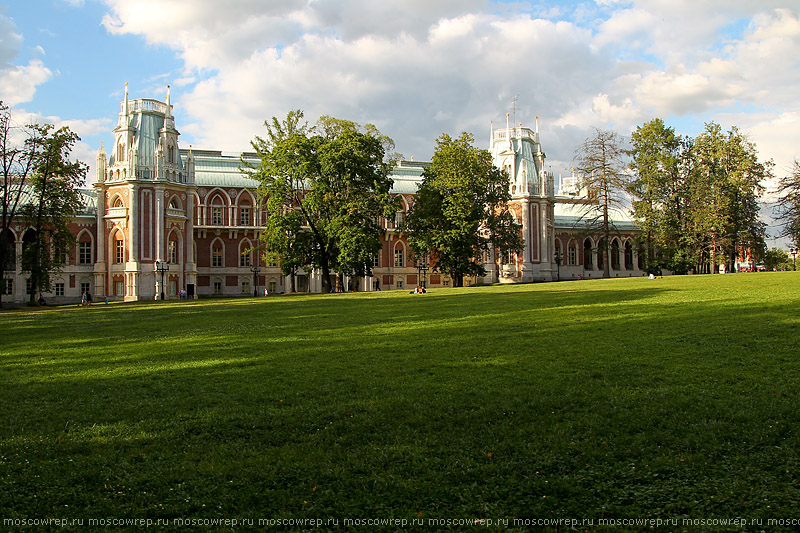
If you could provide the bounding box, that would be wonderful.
[155,187,165,261]
[94,186,106,297]
[128,185,138,262]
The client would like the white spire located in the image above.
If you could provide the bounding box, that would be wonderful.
[506,112,511,149]
[166,85,171,117]
[124,82,129,117]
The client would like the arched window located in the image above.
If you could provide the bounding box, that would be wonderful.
[554,238,562,264]
[117,142,124,161]
[239,239,252,267]
[624,241,633,270]
[611,238,620,270]
[76,230,93,265]
[210,195,224,226]
[239,200,251,226]
[567,241,577,266]
[113,232,125,264]
[1,229,15,271]
[168,145,174,164]
[394,242,405,267]
[211,239,224,268]
[583,238,593,270]
[598,238,606,271]
[167,229,182,264]
[111,196,124,208]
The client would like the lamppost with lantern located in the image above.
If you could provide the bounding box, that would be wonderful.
[251,266,261,297]
[554,250,561,281]
[791,247,797,271]
[416,253,430,288]
[155,260,169,300]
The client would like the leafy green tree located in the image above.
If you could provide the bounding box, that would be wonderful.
[249,110,311,292]
[718,127,769,271]
[775,159,800,247]
[20,124,86,303]
[403,132,521,287]
[1,102,46,307]
[628,118,686,273]
[253,112,397,294]
[762,247,790,271]
[574,128,630,278]
[686,123,768,274]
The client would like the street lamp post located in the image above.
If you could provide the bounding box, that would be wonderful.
[155,260,169,300]
[791,247,797,271]
[554,250,561,281]
[251,266,261,297]
[416,254,430,288]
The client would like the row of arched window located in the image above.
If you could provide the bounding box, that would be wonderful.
[554,236,642,271]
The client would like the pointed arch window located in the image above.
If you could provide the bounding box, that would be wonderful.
[624,241,633,270]
[394,243,405,268]
[114,235,125,264]
[583,238,593,270]
[168,240,178,264]
[239,240,252,267]
[211,240,224,268]
[567,241,577,266]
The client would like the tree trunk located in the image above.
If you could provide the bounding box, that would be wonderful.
[319,253,332,293]
[711,235,717,274]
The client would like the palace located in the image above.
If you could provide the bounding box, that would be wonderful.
[1,88,644,304]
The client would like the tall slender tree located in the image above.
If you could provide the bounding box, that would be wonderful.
[628,118,687,273]
[574,128,630,278]
[20,124,87,303]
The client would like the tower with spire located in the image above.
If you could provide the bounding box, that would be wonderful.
[94,83,197,301]
[488,110,557,282]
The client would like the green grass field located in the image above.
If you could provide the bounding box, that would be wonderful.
[1,273,799,528]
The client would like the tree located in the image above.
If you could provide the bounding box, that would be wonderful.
[0,102,45,307]
[249,110,311,292]
[574,128,630,278]
[253,112,397,294]
[762,247,791,271]
[19,124,86,304]
[775,160,800,247]
[628,118,687,273]
[686,123,768,274]
[403,132,522,287]
[717,127,769,271]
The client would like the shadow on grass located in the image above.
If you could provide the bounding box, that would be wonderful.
[2,276,800,520]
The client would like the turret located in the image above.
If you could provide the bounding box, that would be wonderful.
[96,141,107,183]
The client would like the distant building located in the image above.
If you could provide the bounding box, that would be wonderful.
[0,88,644,304]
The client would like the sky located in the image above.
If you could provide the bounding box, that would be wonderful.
[2,0,799,247]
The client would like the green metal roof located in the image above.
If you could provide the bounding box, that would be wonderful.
[554,201,639,231]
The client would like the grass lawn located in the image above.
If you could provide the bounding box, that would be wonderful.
[1,273,799,527]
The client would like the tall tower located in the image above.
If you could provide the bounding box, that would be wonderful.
[94,84,196,301]
[489,114,556,282]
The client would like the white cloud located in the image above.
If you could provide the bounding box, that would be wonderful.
[94,0,800,183]
[0,59,52,106]
[0,14,52,106]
